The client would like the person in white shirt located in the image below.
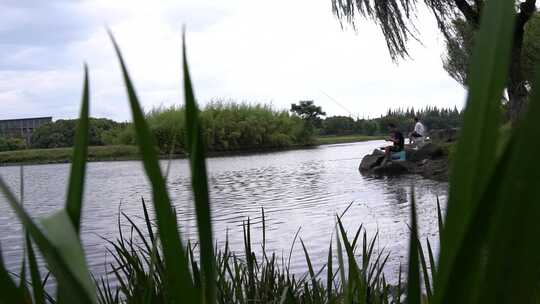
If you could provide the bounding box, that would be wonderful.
[409,117,425,146]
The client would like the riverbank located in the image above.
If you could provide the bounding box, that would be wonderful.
[0,135,382,166]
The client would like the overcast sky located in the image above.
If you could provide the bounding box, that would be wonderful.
[0,0,467,121]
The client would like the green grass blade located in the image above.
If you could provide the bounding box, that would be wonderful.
[432,138,514,303]
[397,264,402,304]
[476,66,540,303]
[0,242,26,304]
[434,0,516,300]
[0,178,95,304]
[336,216,361,304]
[18,247,27,294]
[327,237,333,302]
[18,166,29,298]
[41,210,95,302]
[182,31,215,304]
[426,238,436,286]
[108,31,196,303]
[417,238,432,301]
[65,65,90,233]
[300,239,318,293]
[26,234,45,304]
[335,224,346,293]
[406,191,420,304]
[187,241,201,288]
[436,196,443,240]
[19,166,23,204]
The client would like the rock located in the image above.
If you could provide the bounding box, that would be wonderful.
[417,159,448,181]
[359,149,385,171]
[428,128,459,143]
[372,161,410,175]
[407,143,444,162]
[359,143,449,180]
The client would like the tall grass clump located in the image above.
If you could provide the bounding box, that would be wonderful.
[118,101,308,153]
[96,202,401,303]
[2,0,540,301]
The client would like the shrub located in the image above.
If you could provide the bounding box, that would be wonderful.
[0,136,26,152]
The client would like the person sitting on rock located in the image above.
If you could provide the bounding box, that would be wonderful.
[381,123,404,165]
[409,117,425,146]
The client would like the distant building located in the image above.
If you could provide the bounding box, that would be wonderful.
[0,117,52,145]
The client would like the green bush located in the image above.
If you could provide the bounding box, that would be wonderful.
[322,116,355,135]
[0,136,26,152]
[31,118,123,148]
[142,101,309,153]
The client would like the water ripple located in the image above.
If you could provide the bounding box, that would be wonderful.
[0,140,447,287]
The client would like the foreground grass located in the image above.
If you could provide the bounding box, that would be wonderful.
[95,201,403,304]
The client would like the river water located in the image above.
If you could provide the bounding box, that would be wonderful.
[0,140,447,284]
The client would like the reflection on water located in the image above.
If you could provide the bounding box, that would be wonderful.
[0,140,447,284]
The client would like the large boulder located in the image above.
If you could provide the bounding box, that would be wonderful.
[372,161,410,175]
[429,128,459,143]
[407,143,444,162]
[359,149,385,171]
[417,159,449,181]
[359,143,449,180]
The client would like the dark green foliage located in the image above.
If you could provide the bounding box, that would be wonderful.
[522,13,540,85]
[31,117,124,149]
[290,100,326,122]
[130,102,309,152]
[444,13,540,86]
[443,18,476,85]
[321,116,355,135]
[0,136,26,152]
[290,100,326,140]
[322,106,463,136]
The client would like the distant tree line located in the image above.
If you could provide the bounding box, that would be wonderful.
[320,106,463,136]
[0,118,124,152]
[114,102,310,152]
[0,102,309,153]
[0,102,463,153]
[29,118,127,149]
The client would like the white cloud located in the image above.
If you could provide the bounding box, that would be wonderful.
[0,0,466,121]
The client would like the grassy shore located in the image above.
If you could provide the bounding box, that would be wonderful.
[0,135,382,166]
[0,145,140,165]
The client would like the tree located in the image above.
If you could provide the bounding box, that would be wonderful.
[0,136,26,152]
[291,100,326,119]
[323,116,355,135]
[331,0,537,123]
[290,100,326,138]
[290,100,326,126]
[31,118,122,148]
[444,13,540,88]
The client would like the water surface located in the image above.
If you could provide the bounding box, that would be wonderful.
[0,140,447,283]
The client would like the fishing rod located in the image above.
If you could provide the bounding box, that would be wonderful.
[320,90,355,117]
